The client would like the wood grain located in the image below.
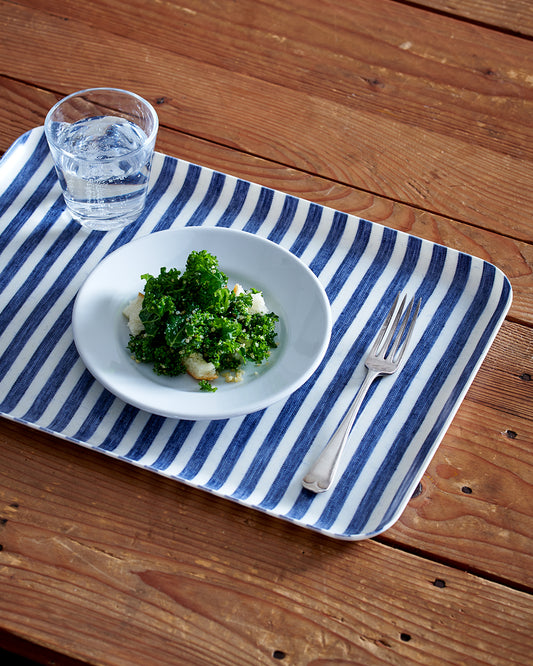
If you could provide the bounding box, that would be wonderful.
[2,0,533,241]
[1,0,532,663]
[1,419,532,666]
[1,76,532,328]
[388,323,533,587]
[413,0,533,36]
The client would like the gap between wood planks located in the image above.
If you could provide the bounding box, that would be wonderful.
[376,532,533,596]
[394,0,533,39]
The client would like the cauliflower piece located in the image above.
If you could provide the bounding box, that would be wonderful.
[249,291,268,315]
[123,293,145,336]
[233,283,269,315]
[183,352,218,381]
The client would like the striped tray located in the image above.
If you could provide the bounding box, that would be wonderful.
[0,127,512,539]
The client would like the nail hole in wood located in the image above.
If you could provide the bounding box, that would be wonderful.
[506,430,517,439]
[461,486,472,494]
[433,578,446,588]
[400,633,411,642]
[273,650,286,659]
[363,77,383,87]
[519,373,530,381]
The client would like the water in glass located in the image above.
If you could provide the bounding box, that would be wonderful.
[48,115,153,230]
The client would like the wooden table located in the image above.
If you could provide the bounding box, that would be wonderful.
[1,1,532,664]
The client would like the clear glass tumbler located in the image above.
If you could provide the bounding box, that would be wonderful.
[45,88,159,231]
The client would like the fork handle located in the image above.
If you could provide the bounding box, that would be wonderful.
[302,369,380,493]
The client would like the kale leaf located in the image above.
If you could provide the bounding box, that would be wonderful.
[127,250,278,389]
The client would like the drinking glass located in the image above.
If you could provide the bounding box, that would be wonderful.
[45,88,159,231]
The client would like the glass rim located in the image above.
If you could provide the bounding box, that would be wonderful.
[44,87,159,152]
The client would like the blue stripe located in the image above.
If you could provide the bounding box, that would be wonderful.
[122,413,167,460]
[216,179,250,227]
[0,130,50,220]
[46,368,96,432]
[267,196,299,244]
[118,155,177,236]
[97,402,143,452]
[242,187,274,234]
[204,410,266,490]
[73,389,117,441]
[180,419,229,480]
[0,191,66,296]
[21,341,80,422]
[308,211,348,279]
[186,171,226,226]
[152,162,201,230]
[289,203,323,258]
[151,420,196,470]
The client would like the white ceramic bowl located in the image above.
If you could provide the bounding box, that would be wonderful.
[73,227,332,420]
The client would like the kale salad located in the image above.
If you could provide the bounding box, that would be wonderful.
[123,249,279,391]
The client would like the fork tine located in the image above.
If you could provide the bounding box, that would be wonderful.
[388,296,415,360]
[370,292,401,355]
[377,294,406,357]
[392,296,421,363]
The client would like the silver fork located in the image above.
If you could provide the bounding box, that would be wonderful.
[302,292,421,493]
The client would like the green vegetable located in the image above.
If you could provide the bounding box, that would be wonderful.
[199,379,217,393]
[127,250,279,390]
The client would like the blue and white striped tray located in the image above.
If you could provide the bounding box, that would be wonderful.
[0,127,512,539]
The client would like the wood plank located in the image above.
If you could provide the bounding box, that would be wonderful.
[2,1,533,242]
[1,419,532,665]
[411,0,533,37]
[388,398,533,588]
[386,321,533,587]
[466,320,533,419]
[1,77,532,328]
